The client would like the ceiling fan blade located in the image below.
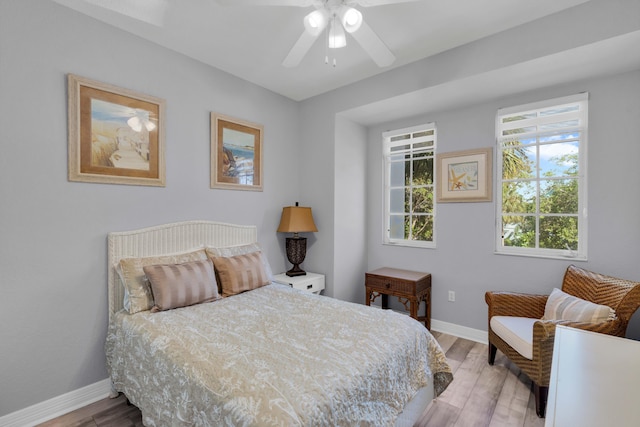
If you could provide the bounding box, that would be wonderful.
[282,30,320,67]
[353,0,419,6]
[350,20,395,67]
[215,0,315,6]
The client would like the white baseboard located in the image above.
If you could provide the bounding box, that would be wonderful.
[0,320,486,427]
[0,378,112,427]
[368,304,488,344]
[431,319,488,344]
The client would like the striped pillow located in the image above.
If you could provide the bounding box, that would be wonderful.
[543,288,615,323]
[211,252,270,297]
[206,243,274,281]
[118,249,208,313]
[143,259,219,312]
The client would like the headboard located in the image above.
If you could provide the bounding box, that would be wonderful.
[107,220,257,319]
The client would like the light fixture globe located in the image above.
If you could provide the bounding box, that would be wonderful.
[328,18,346,49]
[304,10,327,36]
[340,7,362,33]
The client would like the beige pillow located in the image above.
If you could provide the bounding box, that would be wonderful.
[543,288,615,323]
[143,259,219,312]
[211,251,270,297]
[206,243,274,280]
[118,249,208,313]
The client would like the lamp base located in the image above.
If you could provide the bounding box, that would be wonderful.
[285,236,307,277]
[286,266,307,277]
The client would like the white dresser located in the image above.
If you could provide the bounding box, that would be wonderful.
[545,325,640,427]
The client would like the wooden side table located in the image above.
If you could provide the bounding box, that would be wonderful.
[365,267,431,330]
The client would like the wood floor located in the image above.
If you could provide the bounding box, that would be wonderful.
[37,332,544,427]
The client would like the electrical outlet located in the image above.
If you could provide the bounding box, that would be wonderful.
[448,291,455,302]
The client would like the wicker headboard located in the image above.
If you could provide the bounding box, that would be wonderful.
[107,220,257,319]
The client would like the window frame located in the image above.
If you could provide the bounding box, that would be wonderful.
[495,93,588,260]
[382,123,437,249]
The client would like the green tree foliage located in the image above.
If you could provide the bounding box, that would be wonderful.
[539,153,579,250]
[404,153,434,241]
[502,143,579,250]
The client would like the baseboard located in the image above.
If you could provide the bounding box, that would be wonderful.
[0,378,112,427]
[368,304,488,344]
[431,319,488,344]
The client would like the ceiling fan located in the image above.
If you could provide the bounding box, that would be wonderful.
[217,0,418,68]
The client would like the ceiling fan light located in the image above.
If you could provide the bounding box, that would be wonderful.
[127,116,143,132]
[144,120,157,132]
[304,10,326,36]
[328,20,346,49]
[341,7,362,33]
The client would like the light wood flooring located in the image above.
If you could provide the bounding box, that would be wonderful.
[37,332,544,427]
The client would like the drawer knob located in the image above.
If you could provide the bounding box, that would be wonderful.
[307,284,313,289]
[385,283,391,289]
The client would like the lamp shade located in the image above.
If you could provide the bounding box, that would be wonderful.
[277,206,318,233]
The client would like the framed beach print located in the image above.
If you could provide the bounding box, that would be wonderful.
[67,74,165,186]
[210,113,263,191]
[436,147,492,202]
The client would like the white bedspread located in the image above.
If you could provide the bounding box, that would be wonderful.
[106,283,452,426]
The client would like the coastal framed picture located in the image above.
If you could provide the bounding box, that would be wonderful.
[67,74,166,186]
[436,147,492,202]
[210,113,263,191]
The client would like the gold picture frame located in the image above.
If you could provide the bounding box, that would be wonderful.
[210,113,263,191]
[436,147,493,202]
[67,74,166,186]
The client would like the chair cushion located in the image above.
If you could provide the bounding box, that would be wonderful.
[543,288,615,323]
[490,316,537,360]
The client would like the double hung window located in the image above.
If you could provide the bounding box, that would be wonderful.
[496,93,588,259]
[383,124,436,248]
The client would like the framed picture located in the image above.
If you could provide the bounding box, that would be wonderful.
[211,113,263,191]
[67,74,165,186]
[436,147,493,202]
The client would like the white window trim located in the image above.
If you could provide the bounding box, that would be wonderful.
[495,93,588,261]
[382,123,436,249]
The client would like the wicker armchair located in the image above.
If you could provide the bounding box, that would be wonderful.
[485,265,640,418]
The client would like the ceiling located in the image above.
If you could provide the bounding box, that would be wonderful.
[52,0,593,101]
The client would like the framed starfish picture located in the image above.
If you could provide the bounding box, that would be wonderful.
[436,148,492,202]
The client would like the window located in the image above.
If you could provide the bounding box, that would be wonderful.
[496,93,588,259]
[383,123,436,248]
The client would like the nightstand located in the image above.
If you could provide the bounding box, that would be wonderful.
[365,267,431,329]
[273,272,325,294]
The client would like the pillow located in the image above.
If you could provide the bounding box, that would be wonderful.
[206,243,274,281]
[118,249,208,314]
[211,251,270,297]
[543,288,615,323]
[143,259,219,312]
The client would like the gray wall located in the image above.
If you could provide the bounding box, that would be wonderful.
[299,0,640,313]
[1,0,639,419]
[366,71,640,333]
[0,0,300,417]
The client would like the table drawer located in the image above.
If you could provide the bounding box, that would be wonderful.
[366,275,415,294]
[290,275,324,293]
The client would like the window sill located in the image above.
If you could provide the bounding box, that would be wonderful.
[494,250,587,262]
[383,241,436,249]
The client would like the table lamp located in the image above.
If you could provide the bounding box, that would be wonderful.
[277,203,318,276]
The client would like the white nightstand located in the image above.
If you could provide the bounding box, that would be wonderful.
[273,272,325,294]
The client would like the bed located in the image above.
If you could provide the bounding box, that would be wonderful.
[105,220,452,426]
